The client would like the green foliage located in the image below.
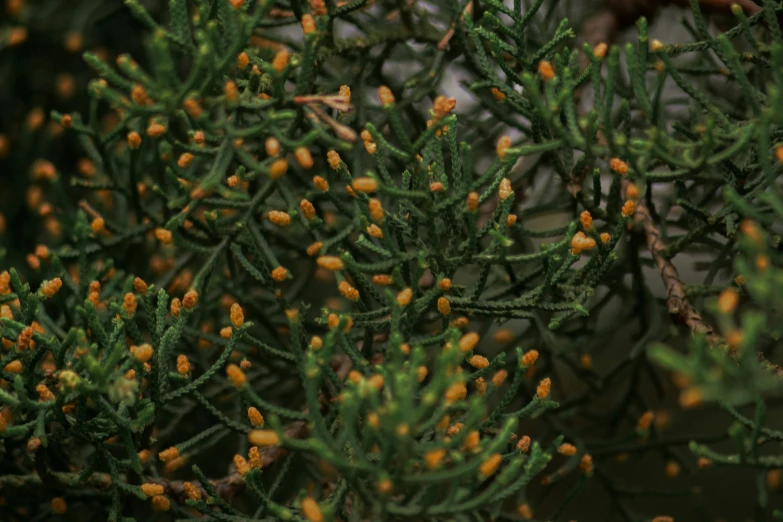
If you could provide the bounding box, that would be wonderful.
[2,0,783,521]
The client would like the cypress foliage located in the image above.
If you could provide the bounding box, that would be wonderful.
[1,0,783,520]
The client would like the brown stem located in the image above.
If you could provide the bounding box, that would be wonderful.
[438,1,473,50]
[622,180,718,342]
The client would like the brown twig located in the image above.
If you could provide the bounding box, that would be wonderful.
[627,186,783,377]
[153,419,309,503]
[622,180,718,342]
[438,1,473,50]
[0,421,308,502]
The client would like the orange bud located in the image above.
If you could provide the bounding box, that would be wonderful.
[538,60,555,81]
[536,377,551,399]
[352,177,378,193]
[317,256,344,271]
[248,429,279,447]
[295,147,314,169]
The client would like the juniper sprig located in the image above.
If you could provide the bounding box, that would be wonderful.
[2,0,783,521]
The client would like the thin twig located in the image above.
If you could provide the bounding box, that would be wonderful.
[624,180,717,342]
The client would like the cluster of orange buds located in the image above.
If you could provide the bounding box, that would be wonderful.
[637,410,654,432]
[233,454,251,475]
[580,210,593,231]
[368,198,384,222]
[40,278,62,298]
[317,255,344,271]
[230,303,244,327]
[425,448,447,470]
[132,344,154,363]
[51,498,67,514]
[309,0,327,16]
[140,483,165,497]
[301,497,323,522]
[237,51,249,71]
[17,326,33,350]
[31,159,57,181]
[338,281,360,301]
[300,199,317,221]
[338,84,351,105]
[570,232,597,255]
[183,97,203,118]
[184,481,202,501]
[309,335,323,350]
[366,224,383,238]
[378,85,395,105]
[360,129,377,155]
[557,442,577,456]
[248,445,263,469]
[326,150,341,170]
[271,266,289,281]
[538,60,556,81]
[306,242,323,257]
[127,131,142,149]
[155,228,173,245]
[461,429,480,451]
[147,121,167,138]
[444,381,468,403]
[158,447,179,462]
[90,216,106,235]
[270,159,289,180]
[475,376,488,395]
[610,158,629,175]
[152,495,171,512]
[226,363,247,387]
[267,210,291,227]
[272,49,289,72]
[170,298,182,318]
[223,80,239,103]
[536,377,551,399]
[717,287,739,314]
[521,349,539,367]
[468,355,489,369]
[580,453,594,474]
[458,332,480,352]
[3,360,21,374]
[176,355,190,376]
[327,313,353,331]
[479,453,503,479]
[621,200,636,218]
[36,384,55,401]
[432,95,456,121]
[496,136,512,159]
[295,146,314,169]
[301,14,316,34]
[123,292,138,316]
[625,183,640,200]
[0,271,9,295]
[248,407,264,427]
[396,288,413,306]
[351,176,378,193]
[248,429,280,447]
[131,84,152,106]
[498,178,513,200]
